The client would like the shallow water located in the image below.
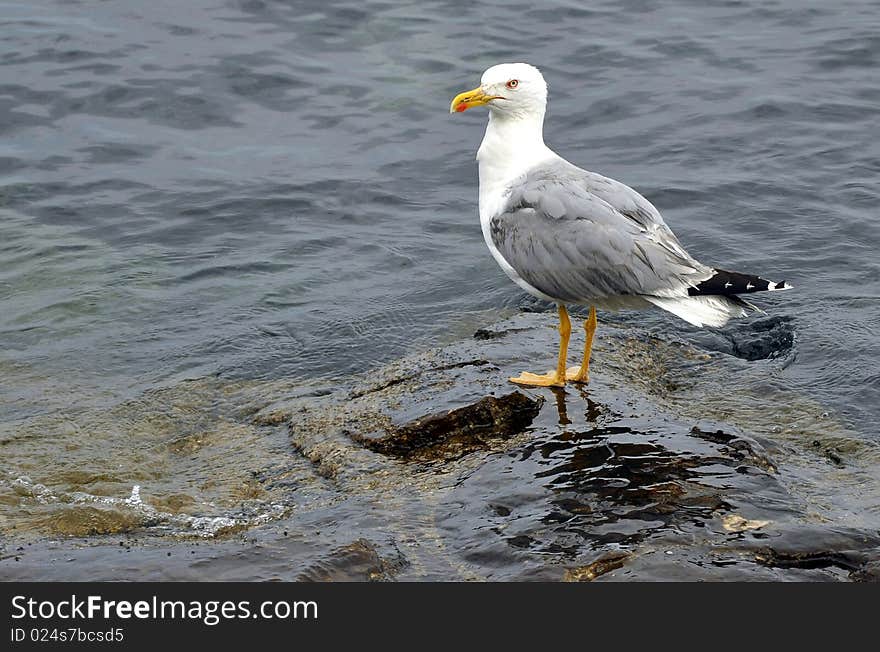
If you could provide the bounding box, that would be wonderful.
[1,0,879,578]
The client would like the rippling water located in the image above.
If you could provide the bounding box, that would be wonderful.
[1,0,879,578]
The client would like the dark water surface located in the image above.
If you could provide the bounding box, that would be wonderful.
[1,0,879,579]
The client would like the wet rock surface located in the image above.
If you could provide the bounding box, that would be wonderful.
[2,313,878,581]
[352,391,543,461]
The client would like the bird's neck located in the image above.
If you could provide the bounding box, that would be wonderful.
[477,111,555,218]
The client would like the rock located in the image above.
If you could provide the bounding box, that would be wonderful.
[37,506,143,537]
[298,539,407,582]
[5,312,878,582]
[690,425,777,472]
[351,392,543,461]
[753,548,863,573]
[564,552,631,581]
[721,514,771,533]
[272,313,880,580]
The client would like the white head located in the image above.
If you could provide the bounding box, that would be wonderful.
[450,62,548,120]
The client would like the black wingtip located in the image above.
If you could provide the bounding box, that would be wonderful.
[689,269,791,297]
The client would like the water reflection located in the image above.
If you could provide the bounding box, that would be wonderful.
[547,387,571,426]
[500,390,750,552]
[547,385,606,428]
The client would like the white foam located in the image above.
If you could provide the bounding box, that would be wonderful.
[3,473,289,538]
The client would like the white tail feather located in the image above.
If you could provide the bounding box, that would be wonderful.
[644,295,762,328]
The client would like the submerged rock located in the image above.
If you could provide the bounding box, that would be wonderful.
[563,552,632,582]
[298,539,407,582]
[3,312,878,581]
[280,313,880,581]
[37,505,144,537]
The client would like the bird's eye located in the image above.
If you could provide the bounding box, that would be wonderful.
[506,79,519,89]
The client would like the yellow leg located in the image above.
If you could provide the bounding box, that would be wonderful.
[510,304,571,387]
[567,306,597,383]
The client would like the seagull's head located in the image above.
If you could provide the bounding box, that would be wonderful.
[450,63,547,119]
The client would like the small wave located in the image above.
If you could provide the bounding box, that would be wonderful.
[5,473,289,538]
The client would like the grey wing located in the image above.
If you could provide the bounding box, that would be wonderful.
[490,170,713,303]
[565,161,696,260]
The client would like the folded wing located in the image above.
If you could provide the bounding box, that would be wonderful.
[489,162,713,304]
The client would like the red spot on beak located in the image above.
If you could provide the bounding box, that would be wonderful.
[454,103,468,112]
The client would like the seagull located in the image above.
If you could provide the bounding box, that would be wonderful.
[450,63,791,388]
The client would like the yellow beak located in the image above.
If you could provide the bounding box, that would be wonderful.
[450,86,501,113]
